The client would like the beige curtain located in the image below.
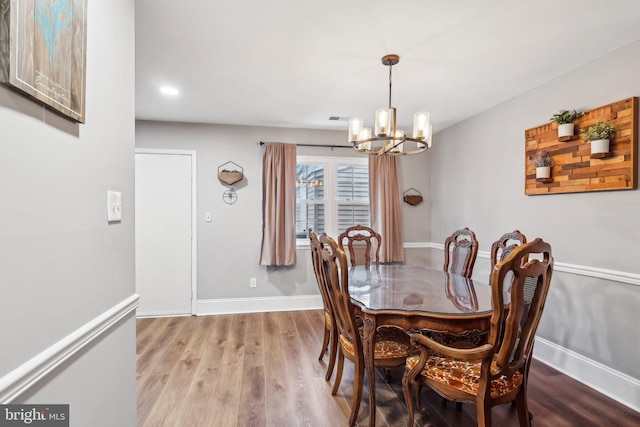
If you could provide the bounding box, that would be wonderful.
[369,155,404,263]
[259,142,297,266]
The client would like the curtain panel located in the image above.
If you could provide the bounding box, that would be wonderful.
[369,155,405,263]
[259,142,297,266]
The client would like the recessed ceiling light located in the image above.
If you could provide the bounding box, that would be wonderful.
[159,86,179,96]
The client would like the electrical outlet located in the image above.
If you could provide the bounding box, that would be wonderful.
[250,277,257,288]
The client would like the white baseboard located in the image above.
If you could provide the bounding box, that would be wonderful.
[0,294,139,403]
[197,294,323,315]
[136,311,191,318]
[533,337,640,412]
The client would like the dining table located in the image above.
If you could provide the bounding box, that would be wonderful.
[347,263,496,427]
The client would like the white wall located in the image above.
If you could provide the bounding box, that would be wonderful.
[430,40,640,381]
[135,121,430,307]
[0,0,137,425]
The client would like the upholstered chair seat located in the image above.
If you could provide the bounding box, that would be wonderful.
[324,311,333,328]
[406,354,523,399]
[340,327,416,361]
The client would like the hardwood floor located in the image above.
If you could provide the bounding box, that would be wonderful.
[137,311,640,427]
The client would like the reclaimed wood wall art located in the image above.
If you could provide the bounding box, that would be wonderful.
[525,97,638,195]
[0,0,87,122]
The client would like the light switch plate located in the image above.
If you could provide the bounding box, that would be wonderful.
[107,191,122,222]
[205,212,212,222]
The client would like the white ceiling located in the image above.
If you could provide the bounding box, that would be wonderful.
[135,0,640,134]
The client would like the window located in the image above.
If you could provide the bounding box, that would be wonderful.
[296,155,369,242]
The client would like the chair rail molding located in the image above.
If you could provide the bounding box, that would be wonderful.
[0,294,139,403]
[477,248,639,287]
[411,242,639,287]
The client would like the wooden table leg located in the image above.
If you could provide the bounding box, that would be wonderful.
[362,315,377,427]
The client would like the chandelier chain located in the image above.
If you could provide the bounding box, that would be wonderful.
[388,64,393,109]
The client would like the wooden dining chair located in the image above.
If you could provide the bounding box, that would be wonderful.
[443,227,479,278]
[318,233,416,427]
[490,230,527,267]
[403,238,554,427]
[309,230,337,381]
[438,229,524,412]
[338,225,381,267]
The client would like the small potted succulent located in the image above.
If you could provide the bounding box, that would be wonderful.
[550,109,584,139]
[532,149,552,179]
[581,120,615,154]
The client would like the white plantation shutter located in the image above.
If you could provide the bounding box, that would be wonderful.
[296,156,369,240]
[336,164,369,233]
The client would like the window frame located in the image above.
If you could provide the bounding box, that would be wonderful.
[296,155,370,246]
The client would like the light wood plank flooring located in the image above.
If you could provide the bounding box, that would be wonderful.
[137,311,640,426]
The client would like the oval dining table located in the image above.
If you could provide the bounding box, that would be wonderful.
[347,264,496,427]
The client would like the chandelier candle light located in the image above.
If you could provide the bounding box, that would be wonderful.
[348,54,432,156]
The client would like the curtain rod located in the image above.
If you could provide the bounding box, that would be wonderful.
[259,141,352,150]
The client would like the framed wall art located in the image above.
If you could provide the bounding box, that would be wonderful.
[0,0,87,122]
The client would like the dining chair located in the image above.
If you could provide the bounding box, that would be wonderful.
[309,230,337,381]
[338,225,382,267]
[443,227,479,278]
[403,238,554,427]
[438,228,525,413]
[490,230,527,267]
[318,233,416,427]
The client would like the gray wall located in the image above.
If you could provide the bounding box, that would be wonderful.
[135,38,640,389]
[0,0,137,424]
[135,122,430,300]
[429,40,640,379]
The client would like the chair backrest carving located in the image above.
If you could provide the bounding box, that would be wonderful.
[338,225,382,267]
[443,228,478,278]
[490,230,527,267]
[488,238,554,375]
[309,230,333,318]
[319,233,362,356]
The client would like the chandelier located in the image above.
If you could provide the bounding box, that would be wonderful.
[348,54,432,156]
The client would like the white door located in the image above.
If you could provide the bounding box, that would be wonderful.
[135,151,194,316]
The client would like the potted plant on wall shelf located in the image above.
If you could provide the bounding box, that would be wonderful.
[581,120,615,156]
[219,169,243,185]
[550,109,584,140]
[532,149,552,181]
[217,161,244,185]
